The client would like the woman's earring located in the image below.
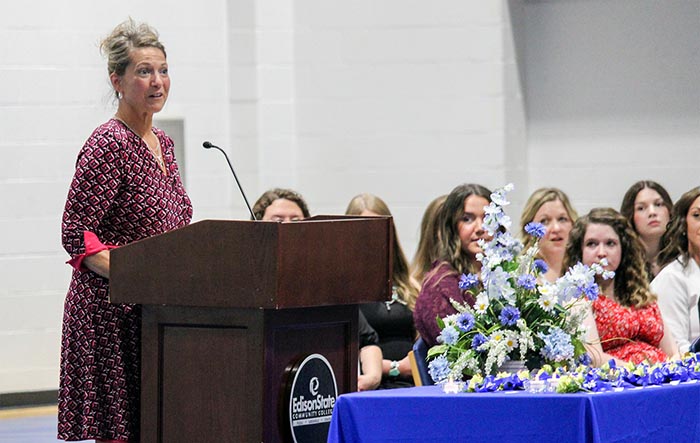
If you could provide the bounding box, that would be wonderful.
[117,91,122,100]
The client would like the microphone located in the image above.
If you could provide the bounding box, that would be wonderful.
[202,141,257,220]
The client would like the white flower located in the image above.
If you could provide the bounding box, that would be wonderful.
[537,289,557,312]
[484,266,516,304]
[503,330,519,352]
[490,183,514,206]
[490,329,505,343]
[516,320,535,360]
[474,292,490,315]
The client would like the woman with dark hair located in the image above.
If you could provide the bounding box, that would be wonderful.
[563,208,678,366]
[620,180,673,278]
[410,195,447,284]
[252,187,310,221]
[650,187,700,353]
[346,193,420,388]
[413,183,492,347]
[519,188,578,282]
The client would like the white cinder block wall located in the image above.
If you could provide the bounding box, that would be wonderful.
[1,0,698,395]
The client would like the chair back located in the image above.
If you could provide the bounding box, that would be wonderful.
[410,337,434,386]
[692,299,700,353]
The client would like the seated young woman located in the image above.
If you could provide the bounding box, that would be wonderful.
[252,187,310,221]
[346,193,420,388]
[651,187,700,354]
[620,180,673,278]
[519,188,578,282]
[563,207,679,366]
[413,184,492,347]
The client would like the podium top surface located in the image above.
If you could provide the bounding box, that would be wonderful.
[110,216,392,309]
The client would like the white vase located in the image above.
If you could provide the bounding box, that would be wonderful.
[498,359,528,374]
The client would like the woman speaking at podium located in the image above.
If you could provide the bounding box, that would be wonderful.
[58,19,192,442]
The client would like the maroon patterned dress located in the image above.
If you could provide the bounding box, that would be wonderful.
[58,119,192,442]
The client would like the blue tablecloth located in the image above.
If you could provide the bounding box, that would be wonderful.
[328,383,700,443]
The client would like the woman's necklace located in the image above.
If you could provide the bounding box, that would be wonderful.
[114,116,166,173]
[385,286,407,311]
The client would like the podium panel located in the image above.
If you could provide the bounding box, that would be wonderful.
[111,217,390,442]
[140,305,357,443]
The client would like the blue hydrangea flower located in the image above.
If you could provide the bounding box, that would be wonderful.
[438,326,459,345]
[458,273,479,290]
[583,282,599,300]
[516,274,537,291]
[578,353,592,366]
[533,259,549,274]
[499,306,520,326]
[471,333,487,351]
[538,327,574,362]
[428,355,451,382]
[524,222,547,238]
[456,312,475,332]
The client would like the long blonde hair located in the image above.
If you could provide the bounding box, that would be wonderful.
[411,195,447,284]
[345,193,419,310]
[520,187,578,251]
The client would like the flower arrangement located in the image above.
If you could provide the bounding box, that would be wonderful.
[427,184,614,382]
[462,354,700,394]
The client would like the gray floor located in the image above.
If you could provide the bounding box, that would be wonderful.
[0,413,59,443]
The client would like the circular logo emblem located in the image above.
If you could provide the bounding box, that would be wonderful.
[287,353,338,443]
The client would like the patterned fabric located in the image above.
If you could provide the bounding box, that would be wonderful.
[58,119,192,442]
[414,261,475,347]
[592,295,666,364]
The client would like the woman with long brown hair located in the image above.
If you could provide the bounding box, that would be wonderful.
[620,180,673,278]
[650,187,700,353]
[413,183,492,347]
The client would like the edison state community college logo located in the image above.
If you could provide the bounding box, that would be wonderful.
[288,353,338,443]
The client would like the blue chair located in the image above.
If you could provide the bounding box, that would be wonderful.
[690,336,700,353]
[692,299,700,353]
[409,337,434,386]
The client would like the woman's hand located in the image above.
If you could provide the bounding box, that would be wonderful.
[83,250,111,278]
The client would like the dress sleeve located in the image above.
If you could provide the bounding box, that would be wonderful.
[65,231,118,271]
[651,265,692,353]
[61,128,123,270]
[414,263,474,347]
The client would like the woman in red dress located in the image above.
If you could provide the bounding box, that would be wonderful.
[58,19,192,442]
[563,208,678,366]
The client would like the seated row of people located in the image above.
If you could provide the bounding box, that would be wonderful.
[252,180,700,388]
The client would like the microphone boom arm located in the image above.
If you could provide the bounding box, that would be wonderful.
[202,141,257,220]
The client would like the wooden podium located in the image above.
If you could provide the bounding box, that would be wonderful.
[110,217,392,443]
